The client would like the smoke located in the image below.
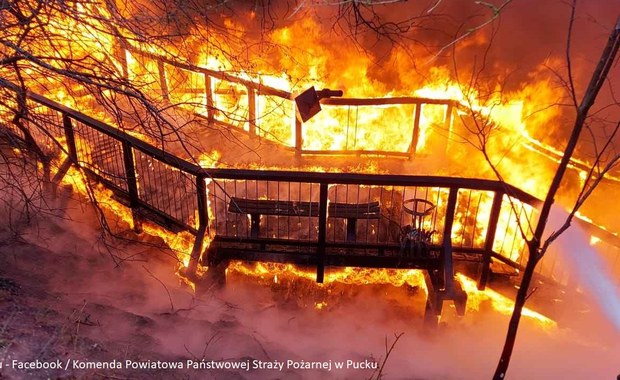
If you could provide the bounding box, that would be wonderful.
[546,206,620,333]
[1,184,619,380]
[221,275,620,380]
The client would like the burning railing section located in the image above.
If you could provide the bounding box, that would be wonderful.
[0,81,207,264]
[4,79,594,326]
[0,81,544,281]
[120,45,456,158]
[210,181,480,249]
[0,80,575,290]
[204,169,541,285]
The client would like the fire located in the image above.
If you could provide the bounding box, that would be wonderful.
[314,301,328,310]
[12,0,564,187]
[5,0,613,328]
[456,273,557,330]
[227,262,428,311]
[232,262,427,288]
[45,154,563,329]
[227,262,557,329]
[57,163,204,272]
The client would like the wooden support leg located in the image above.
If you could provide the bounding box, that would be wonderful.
[186,224,207,277]
[479,192,503,290]
[423,269,443,328]
[51,156,72,184]
[250,213,260,239]
[205,257,229,289]
[452,279,468,317]
[50,157,73,198]
[346,218,357,242]
[200,244,228,291]
[41,160,53,195]
[423,298,440,327]
[131,209,143,234]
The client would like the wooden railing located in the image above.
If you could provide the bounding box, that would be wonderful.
[119,43,458,158]
[0,78,546,294]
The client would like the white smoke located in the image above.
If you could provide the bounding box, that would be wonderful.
[546,206,620,332]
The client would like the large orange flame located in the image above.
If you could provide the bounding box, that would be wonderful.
[11,1,616,328]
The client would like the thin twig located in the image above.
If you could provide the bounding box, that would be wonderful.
[142,265,174,312]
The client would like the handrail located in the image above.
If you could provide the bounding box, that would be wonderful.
[123,45,459,108]
[0,79,204,177]
[205,168,542,207]
[321,97,457,107]
[120,43,459,157]
[0,78,541,207]
[0,79,544,285]
[123,45,294,99]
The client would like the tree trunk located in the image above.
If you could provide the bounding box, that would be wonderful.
[491,16,619,379]
[492,249,539,379]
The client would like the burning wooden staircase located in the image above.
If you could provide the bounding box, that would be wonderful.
[0,79,554,324]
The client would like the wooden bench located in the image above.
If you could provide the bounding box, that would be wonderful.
[228,197,319,238]
[328,201,380,242]
[228,197,380,242]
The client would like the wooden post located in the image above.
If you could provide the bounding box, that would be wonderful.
[441,188,458,293]
[441,103,454,155]
[157,60,169,102]
[62,114,78,163]
[115,45,129,80]
[187,175,209,275]
[410,103,422,158]
[196,175,209,229]
[122,141,142,233]
[423,270,443,326]
[316,183,329,283]
[295,116,303,156]
[204,74,215,122]
[187,224,207,276]
[51,114,76,191]
[247,86,257,136]
[479,191,503,289]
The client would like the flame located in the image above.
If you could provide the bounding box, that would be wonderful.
[226,262,557,329]
[55,158,211,274]
[15,0,564,196]
[28,4,559,171]
[456,273,557,330]
[314,301,328,310]
[228,261,426,288]
[8,0,617,325]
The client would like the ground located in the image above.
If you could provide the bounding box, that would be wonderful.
[0,191,619,380]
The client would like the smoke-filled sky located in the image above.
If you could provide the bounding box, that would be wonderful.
[212,0,620,85]
[127,0,619,80]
